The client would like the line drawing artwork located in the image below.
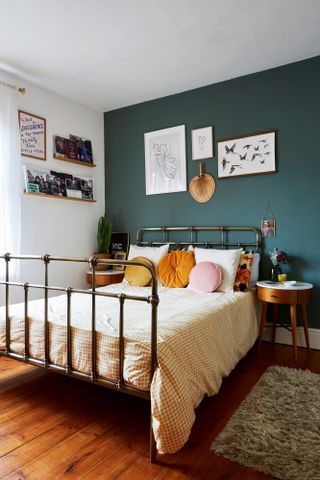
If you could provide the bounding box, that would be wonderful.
[145,125,186,195]
[217,131,276,178]
[153,143,177,180]
[191,126,213,160]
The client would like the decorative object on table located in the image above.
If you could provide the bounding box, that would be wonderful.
[261,201,276,237]
[110,232,130,256]
[19,110,46,160]
[189,163,215,203]
[113,251,127,271]
[191,126,213,160]
[217,130,275,179]
[278,273,287,283]
[144,125,186,195]
[23,165,95,201]
[270,247,288,281]
[94,215,112,271]
[211,366,320,480]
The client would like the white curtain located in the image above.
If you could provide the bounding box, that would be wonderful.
[0,83,21,278]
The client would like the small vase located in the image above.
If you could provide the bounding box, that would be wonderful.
[271,264,282,282]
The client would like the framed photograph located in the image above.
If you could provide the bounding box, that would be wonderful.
[113,251,127,271]
[23,165,95,200]
[192,126,213,160]
[217,131,276,179]
[19,110,46,160]
[261,219,276,238]
[69,135,93,163]
[144,125,187,195]
[110,232,130,255]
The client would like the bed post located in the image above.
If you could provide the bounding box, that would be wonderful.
[4,252,10,354]
[149,271,159,463]
[43,254,50,367]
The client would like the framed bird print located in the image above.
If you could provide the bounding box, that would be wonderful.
[217,131,276,179]
[144,125,187,195]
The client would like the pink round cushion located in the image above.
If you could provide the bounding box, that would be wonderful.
[188,261,222,293]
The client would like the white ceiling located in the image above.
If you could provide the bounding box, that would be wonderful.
[1,0,320,112]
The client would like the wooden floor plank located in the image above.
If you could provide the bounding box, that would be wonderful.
[1,342,320,479]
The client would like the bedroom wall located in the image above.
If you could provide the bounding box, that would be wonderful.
[104,55,320,329]
[0,70,105,300]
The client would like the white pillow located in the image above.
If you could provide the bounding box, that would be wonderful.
[249,253,260,288]
[128,244,169,271]
[195,248,242,292]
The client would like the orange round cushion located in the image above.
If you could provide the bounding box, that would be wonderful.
[124,256,154,286]
[158,250,195,288]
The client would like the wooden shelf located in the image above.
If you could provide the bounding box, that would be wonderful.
[54,154,96,168]
[24,191,96,203]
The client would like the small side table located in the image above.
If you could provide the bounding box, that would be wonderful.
[257,281,313,362]
[86,270,124,287]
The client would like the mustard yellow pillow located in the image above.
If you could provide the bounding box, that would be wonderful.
[158,250,195,288]
[124,256,154,286]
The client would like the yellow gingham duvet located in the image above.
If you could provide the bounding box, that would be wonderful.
[0,284,259,454]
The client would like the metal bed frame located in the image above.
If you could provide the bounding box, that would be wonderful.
[0,226,261,462]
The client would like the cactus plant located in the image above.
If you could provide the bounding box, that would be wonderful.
[97,216,112,254]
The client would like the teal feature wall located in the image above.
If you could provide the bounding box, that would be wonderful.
[105,56,320,327]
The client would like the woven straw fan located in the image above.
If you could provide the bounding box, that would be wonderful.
[189,163,216,203]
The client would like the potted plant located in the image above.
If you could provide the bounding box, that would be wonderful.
[94,215,112,270]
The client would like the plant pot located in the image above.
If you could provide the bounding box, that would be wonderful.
[93,252,112,271]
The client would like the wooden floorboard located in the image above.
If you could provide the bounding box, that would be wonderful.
[0,342,319,479]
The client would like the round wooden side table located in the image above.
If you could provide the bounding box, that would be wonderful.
[257,281,313,362]
[86,270,124,287]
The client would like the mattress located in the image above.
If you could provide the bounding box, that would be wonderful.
[0,284,259,454]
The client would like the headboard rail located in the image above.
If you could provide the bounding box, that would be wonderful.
[136,226,261,253]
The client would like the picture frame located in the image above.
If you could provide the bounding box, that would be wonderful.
[19,110,46,160]
[217,130,276,179]
[191,126,213,160]
[113,251,127,270]
[23,165,94,200]
[261,219,276,238]
[144,125,187,195]
[110,232,130,255]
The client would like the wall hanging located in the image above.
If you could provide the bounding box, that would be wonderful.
[217,130,275,178]
[19,110,46,160]
[53,134,95,167]
[261,201,276,237]
[144,125,186,195]
[191,125,213,160]
[23,165,95,202]
[189,163,215,203]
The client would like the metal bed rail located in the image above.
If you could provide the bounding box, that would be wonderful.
[0,253,159,461]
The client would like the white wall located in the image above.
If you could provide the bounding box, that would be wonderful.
[0,70,105,298]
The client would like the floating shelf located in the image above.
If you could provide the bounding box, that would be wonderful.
[53,154,96,167]
[24,191,96,203]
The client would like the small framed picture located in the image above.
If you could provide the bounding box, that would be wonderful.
[113,251,127,270]
[191,126,213,160]
[261,219,276,238]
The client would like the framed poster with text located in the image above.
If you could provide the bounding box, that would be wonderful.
[19,110,46,160]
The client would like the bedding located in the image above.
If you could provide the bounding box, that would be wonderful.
[195,248,242,292]
[0,283,259,454]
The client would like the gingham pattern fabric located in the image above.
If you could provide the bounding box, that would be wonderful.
[0,285,259,454]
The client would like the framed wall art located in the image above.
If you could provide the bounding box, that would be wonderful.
[217,130,276,179]
[144,125,186,195]
[19,110,46,160]
[191,126,213,160]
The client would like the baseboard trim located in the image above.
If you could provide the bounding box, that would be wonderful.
[263,326,320,350]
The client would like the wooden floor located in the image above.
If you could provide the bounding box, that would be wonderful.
[0,342,319,479]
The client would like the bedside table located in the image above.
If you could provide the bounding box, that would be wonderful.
[257,281,313,361]
[86,270,124,287]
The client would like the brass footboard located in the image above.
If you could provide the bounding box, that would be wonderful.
[0,253,159,462]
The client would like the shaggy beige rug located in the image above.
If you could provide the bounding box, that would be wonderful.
[211,366,320,480]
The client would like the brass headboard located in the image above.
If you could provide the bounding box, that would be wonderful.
[136,226,261,253]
